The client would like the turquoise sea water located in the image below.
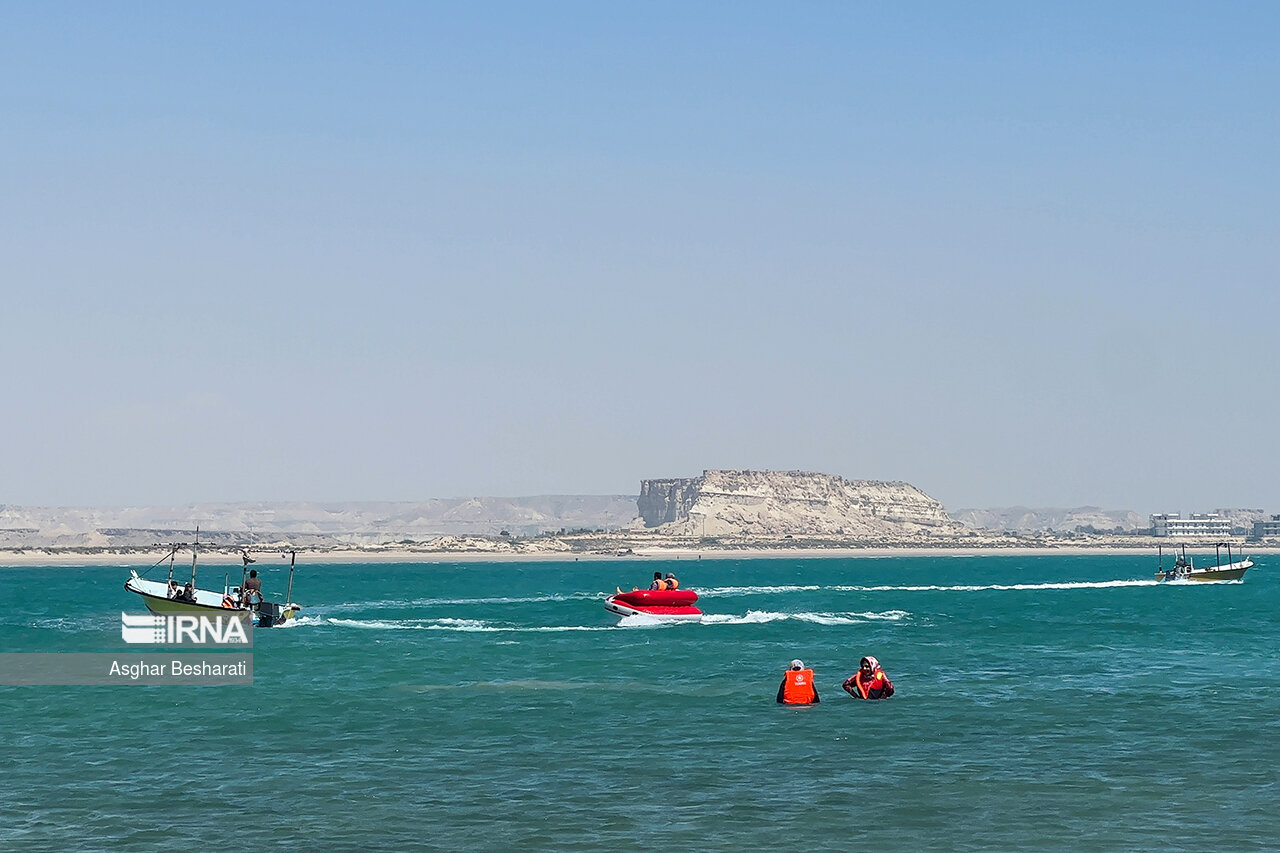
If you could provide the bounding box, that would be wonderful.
[1,554,1277,851]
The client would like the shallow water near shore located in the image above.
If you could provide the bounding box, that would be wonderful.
[1,554,1276,851]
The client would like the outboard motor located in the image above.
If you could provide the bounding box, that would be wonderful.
[256,600,284,628]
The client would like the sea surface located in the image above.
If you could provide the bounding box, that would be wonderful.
[1,553,1277,851]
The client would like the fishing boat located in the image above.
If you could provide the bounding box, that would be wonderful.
[125,533,302,627]
[604,588,703,621]
[1156,543,1253,582]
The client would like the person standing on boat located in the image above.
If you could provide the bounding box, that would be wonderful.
[243,569,262,605]
[843,656,894,700]
[777,659,820,705]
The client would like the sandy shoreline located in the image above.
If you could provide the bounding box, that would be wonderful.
[1,543,1275,568]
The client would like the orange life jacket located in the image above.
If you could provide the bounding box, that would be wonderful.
[853,668,889,699]
[781,669,817,704]
[221,595,234,609]
[665,578,679,590]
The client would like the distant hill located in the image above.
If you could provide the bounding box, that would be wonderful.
[7,491,1266,551]
[950,506,1147,534]
[0,497,639,548]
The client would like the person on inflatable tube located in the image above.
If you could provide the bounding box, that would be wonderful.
[843,656,894,700]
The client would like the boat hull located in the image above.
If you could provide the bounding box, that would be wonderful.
[136,592,229,615]
[605,589,702,621]
[604,597,703,621]
[609,589,699,607]
[125,576,300,625]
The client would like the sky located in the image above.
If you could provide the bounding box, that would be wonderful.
[2,2,1277,514]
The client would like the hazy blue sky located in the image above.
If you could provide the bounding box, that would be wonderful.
[3,2,1276,513]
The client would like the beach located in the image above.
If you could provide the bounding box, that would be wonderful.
[2,540,1274,567]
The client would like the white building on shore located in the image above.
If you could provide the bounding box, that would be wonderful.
[1251,515,1280,540]
[1150,513,1233,538]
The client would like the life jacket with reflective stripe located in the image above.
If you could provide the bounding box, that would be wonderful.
[782,669,817,704]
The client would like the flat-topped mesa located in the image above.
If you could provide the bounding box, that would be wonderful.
[638,470,960,538]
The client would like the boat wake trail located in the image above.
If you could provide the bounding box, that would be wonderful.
[702,579,1157,595]
[317,591,602,614]
[274,615,326,629]
[700,585,821,597]
[320,609,909,632]
[613,609,909,628]
[701,609,909,626]
[835,580,1160,592]
[325,617,611,633]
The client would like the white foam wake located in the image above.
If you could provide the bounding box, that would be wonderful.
[699,609,909,626]
[698,585,822,597]
[325,617,609,632]
[323,608,910,632]
[831,579,1159,592]
[274,615,325,629]
[318,591,602,613]
[699,579,1158,595]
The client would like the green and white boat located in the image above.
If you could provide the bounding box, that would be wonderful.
[125,533,302,627]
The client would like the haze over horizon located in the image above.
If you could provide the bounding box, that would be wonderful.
[3,3,1277,515]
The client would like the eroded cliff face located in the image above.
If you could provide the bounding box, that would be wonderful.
[637,479,698,527]
[638,470,960,538]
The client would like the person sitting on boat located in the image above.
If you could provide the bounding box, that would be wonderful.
[648,571,666,590]
[242,569,263,605]
[166,580,180,599]
[663,572,679,590]
[181,582,197,603]
[777,659,820,705]
[843,656,894,700]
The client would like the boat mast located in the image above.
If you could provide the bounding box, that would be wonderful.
[285,550,296,605]
[190,526,199,587]
[167,545,176,585]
